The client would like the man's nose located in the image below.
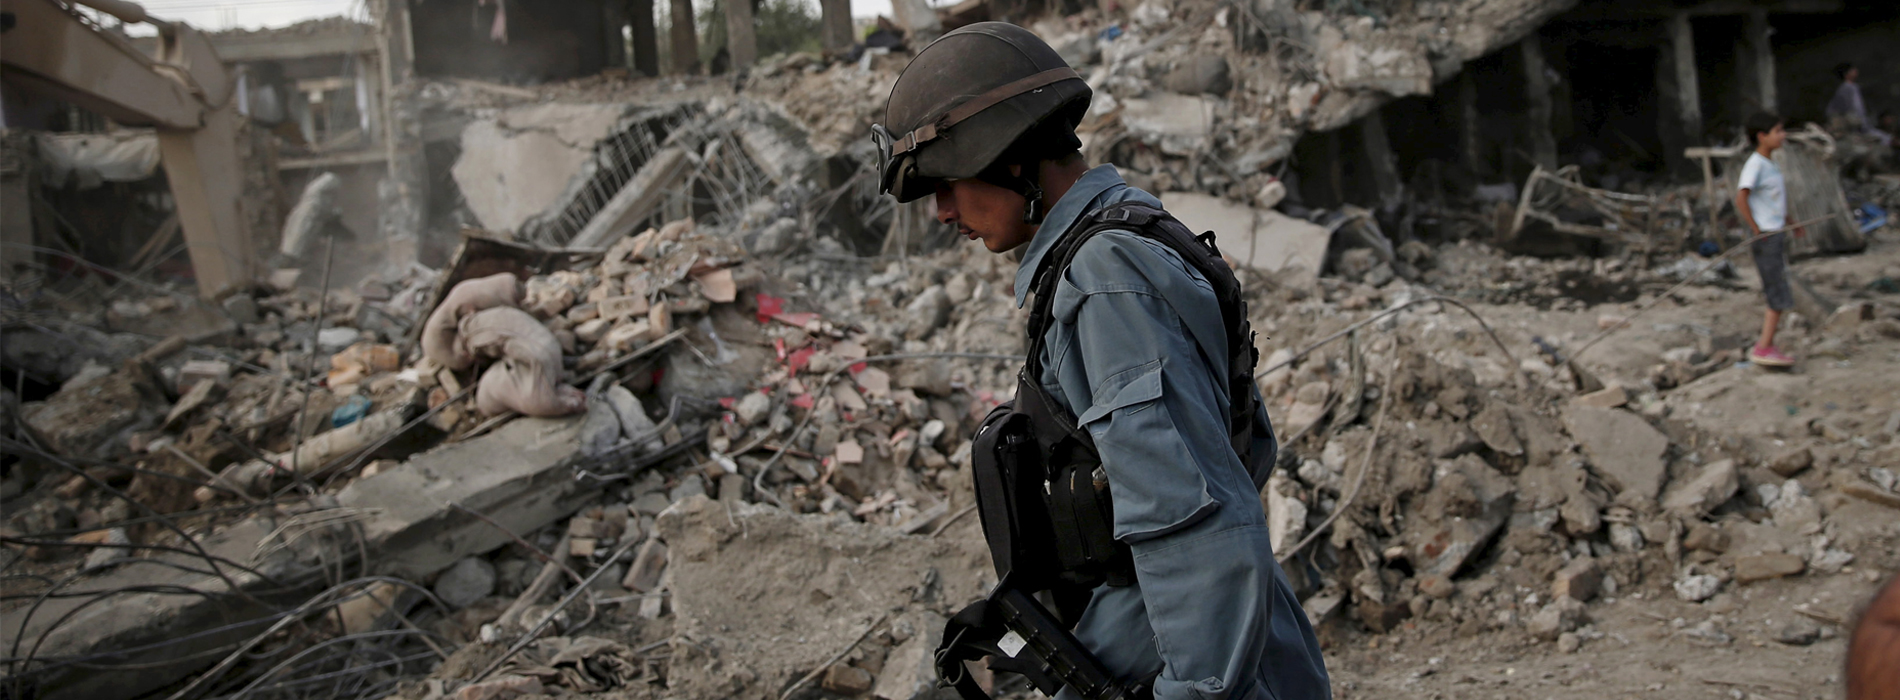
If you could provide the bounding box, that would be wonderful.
[934,192,956,225]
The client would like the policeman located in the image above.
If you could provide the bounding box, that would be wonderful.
[872,22,1330,700]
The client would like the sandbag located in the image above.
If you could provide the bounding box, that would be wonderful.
[461,306,584,417]
[423,273,523,370]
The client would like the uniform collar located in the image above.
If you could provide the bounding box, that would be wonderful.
[1012,164,1126,308]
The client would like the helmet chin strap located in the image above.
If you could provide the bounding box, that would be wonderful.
[977,162,1047,225]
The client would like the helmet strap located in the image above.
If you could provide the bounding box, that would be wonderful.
[976,162,1047,226]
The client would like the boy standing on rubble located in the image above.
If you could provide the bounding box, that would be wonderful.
[1736,112,1805,368]
[872,22,1328,700]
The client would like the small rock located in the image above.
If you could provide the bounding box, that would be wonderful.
[632,492,671,516]
[1773,618,1821,646]
[1682,522,1730,553]
[1418,574,1457,600]
[1552,558,1602,602]
[1661,458,1738,515]
[1573,385,1628,408]
[1768,480,1823,535]
[457,675,544,700]
[821,663,875,695]
[734,392,771,426]
[221,294,259,324]
[1608,521,1645,552]
[1596,314,1628,330]
[1556,631,1581,653]
[433,557,497,609]
[669,474,706,502]
[903,286,951,340]
[82,528,131,569]
[1823,301,1871,336]
[317,327,361,351]
[1767,446,1814,477]
[1526,598,1585,640]
[1734,553,1806,583]
[1362,263,1396,289]
[1162,54,1232,95]
[1674,574,1722,602]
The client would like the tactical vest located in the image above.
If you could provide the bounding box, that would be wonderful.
[968,201,1271,616]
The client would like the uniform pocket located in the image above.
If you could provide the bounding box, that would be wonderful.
[1075,359,1219,541]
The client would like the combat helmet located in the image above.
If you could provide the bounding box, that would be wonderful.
[872,22,1092,221]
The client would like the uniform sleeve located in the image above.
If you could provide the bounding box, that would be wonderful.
[1061,239,1282,700]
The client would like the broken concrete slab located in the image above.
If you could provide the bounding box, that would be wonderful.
[22,367,161,460]
[659,497,988,700]
[3,415,589,700]
[1661,458,1738,516]
[1160,191,1330,274]
[567,146,690,249]
[1120,93,1216,156]
[1409,454,1513,577]
[1563,405,1669,506]
[453,103,632,234]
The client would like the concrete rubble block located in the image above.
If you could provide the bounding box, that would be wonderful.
[1661,458,1738,516]
[1682,522,1730,553]
[278,172,342,258]
[823,664,876,695]
[1315,23,1432,100]
[457,675,545,700]
[658,497,987,700]
[1409,454,1514,577]
[1526,597,1585,641]
[1120,93,1217,156]
[1551,558,1601,602]
[597,294,649,321]
[1674,573,1722,602]
[1469,403,1523,458]
[22,368,158,460]
[1822,301,1872,336]
[734,391,772,426]
[1262,471,1307,555]
[904,286,952,340]
[1733,552,1805,583]
[1573,385,1627,409]
[1768,480,1823,535]
[1562,405,1669,506]
[872,610,951,700]
[1767,446,1813,477]
[434,557,498,609]
[1161,192,1330,275]
[621,539,668,593]
[1163,54,1232,95]
[893,360,953,397]
[453,103,631,233]
[605,384,664,454]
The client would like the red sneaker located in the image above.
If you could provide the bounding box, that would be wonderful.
[1750,345,1794,367]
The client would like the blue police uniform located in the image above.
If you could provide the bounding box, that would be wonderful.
[1016,165,1331,700]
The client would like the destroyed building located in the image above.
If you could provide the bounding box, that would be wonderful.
[2,0,1900,698]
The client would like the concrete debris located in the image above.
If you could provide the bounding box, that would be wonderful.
[9,0,1900,695]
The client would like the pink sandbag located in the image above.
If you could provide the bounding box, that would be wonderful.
[460,306,584,417]
[422,273,522,370]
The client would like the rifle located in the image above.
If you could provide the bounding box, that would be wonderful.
[935,582,1151,700]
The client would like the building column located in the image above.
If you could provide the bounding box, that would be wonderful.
[1357,110,1402,213]
[1519,35,1558,171]
[631,0,659,77]
[820,0,854,57]
[669,0,699,75]
[1455,70,1484,179]
[375,0,427,268]
[1738,8,1777,114]
[724,0,757,69]
[1666,13,1702,144]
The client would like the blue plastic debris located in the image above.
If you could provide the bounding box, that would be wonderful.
[332,395,372,428]
[1098,25,1123,41]
[1697,240,1721,257]
[1854,202,1887,234]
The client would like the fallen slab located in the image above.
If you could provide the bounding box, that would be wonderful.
[3,415,588,700]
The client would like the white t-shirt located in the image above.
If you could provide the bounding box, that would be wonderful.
[1737,152,1786,231]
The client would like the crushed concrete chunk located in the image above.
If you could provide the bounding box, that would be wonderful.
[1563,406,1669,505]
[1661,458,1738,515]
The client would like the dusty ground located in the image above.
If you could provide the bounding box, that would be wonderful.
[1317,232,1900,699]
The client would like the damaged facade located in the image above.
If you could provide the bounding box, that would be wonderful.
[3,0,1900,698]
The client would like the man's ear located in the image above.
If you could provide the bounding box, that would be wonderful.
[1009,163,1022,178]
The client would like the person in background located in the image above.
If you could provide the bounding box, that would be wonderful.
[1735,112,1805,369]
[1828,62,1893,146]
